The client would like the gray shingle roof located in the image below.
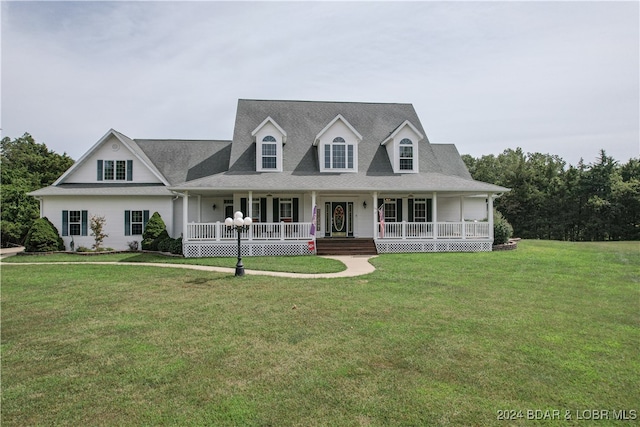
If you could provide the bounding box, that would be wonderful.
[169,99,508,194]
[135,139,231,185]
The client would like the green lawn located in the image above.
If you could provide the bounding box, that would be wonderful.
[1,251,346,274]
[2,241,638,426]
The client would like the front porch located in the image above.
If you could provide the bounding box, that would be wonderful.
[183,220,493,257]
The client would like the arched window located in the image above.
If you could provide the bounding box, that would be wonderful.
[261,135,277,169]
[399,138,413,171]
[324,137,353,169]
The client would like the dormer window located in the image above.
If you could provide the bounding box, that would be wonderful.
[252,117,286,172]
[314,114,362,173]
[97,159,133,181]
[261,136,277,169]
[399,138,414,171]
[381,120,423,173]
[324,137,354,170]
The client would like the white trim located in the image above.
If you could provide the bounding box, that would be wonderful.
[313,114,363,146]
[380,120,424,146]
[53,129,170,186]
[251,116,288,144]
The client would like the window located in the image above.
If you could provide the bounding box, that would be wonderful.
[279,198,293,222]
[399,138,413,171]
[69,210,82,235]
[98,160,132,181]
[252,200,261,222]
[125,210,149,236]
[384,199,397,223]
[324,137,354,170]
[224,199,234,220]
[413,199,427,222]
[261,136,277,169]
[62,210,88,236]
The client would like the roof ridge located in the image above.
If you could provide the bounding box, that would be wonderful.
[238,98,413,106]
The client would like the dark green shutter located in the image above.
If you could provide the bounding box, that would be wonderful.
[408,199,414,222]
[273,198,280,222]
[396,199,403,222]
[241,198,247,216]
[124,211,131,236]
[143,210,150,230]
[427,199,433,222]
[81,210,88,236]
[62,210,69,236]
[97,160,103,181]
[126,160,133,181]
[293,198,299,222]
[260,198,267,222]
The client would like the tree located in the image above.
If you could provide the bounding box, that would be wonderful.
[1,133,74,247]
[141,212,168,250]
[90,215,109,251]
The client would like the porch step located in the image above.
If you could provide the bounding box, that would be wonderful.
[315,238,378,256]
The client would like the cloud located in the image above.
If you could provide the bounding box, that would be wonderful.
[2,1,638,165]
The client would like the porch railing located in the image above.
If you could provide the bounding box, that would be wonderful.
[379,221,490,239]
[187,222,313,241]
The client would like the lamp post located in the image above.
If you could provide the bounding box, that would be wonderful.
[224,211,252,277]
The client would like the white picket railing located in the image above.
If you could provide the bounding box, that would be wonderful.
[187,222,313,241]
[379,221,490,239]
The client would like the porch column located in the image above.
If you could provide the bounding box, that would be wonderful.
[310,191,317,243]
[488,193,494,242]
[197,195,202,222]
[461,196,466,239]
[248,191,253,240]
[372,191,378,239]
[183,191,189,241]
[432,192,438,239]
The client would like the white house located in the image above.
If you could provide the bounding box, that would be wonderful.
[30,99,509,256]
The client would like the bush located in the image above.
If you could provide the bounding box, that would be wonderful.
[493,209,514,245]
[156,231,172,252]
[24,217,64,252]
[169,237,183,255]
[141,212,167,250]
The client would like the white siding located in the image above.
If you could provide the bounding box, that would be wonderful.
[41,195,173,251]
[64,135,163,184]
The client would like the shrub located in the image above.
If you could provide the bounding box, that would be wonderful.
[156,232,172,252]
[24,217,64,252]
[127,241,139,251]
[169,237,183,255]
[493,210,514,245]
[142,212,167,250]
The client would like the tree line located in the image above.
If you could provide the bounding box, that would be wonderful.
[463,148,640,241]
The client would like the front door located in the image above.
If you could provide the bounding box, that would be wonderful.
[324,201,354,237]
[331,202,347,237]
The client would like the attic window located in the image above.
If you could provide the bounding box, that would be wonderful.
[399,138,414,171]
[261,136,277,169]
[324,137,354,170]
[97,160,133,181]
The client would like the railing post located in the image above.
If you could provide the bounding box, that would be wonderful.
[402,221,406,239]
[462,221,466,239]
[280,221,285,241]
[215,221,220,241]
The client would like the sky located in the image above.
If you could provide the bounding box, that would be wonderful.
[2,1,639,167]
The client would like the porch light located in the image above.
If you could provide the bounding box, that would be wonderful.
[224,211,253,276]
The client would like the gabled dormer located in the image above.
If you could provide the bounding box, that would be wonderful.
[313,114,362,173]
[381,120,424,174]
[53,129,168,185]
[252,117,286,172]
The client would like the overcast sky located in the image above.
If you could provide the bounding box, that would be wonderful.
[2,1,638,166]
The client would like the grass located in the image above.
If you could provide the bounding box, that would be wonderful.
[2,252,346,274]
[1,240,638,426]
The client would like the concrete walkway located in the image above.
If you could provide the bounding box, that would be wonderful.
[1,250,377,279]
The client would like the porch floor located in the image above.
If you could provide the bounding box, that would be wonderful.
[315,238,378,256]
